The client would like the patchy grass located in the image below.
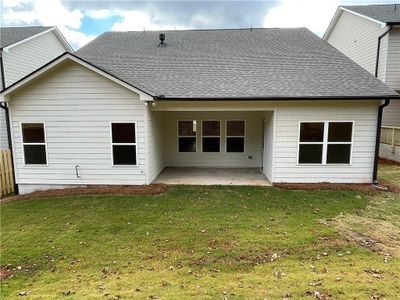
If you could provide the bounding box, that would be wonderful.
[1,185,399,299]
[379,163,400,189]
[331,163,400,269]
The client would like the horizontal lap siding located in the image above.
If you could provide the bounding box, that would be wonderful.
[0,110,8,149]
[383,101,400,127]
[146,109,164,183]
[262,112,274,181]
[273,101,379,183]
[1,31,67,151]
[386,29,400,90]
[3,31,67,86]
[327,11,386,77]
[9,61,147,185]
[163,111,263,168]
[383,29,400,127]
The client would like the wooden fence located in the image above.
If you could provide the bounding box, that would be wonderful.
[381,126,400,152]
[0,149,14,198]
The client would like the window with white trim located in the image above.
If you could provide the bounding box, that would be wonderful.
[226,120,245,152]
[202,120,220,152]
[111,123,137,165]
[178,120,197,152]
[298,121,353,164]
[22,123,47,165]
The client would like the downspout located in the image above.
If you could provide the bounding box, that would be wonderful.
[0,54,19,194]
[372,25,393,185]
[372,99,390,185]
[375,25,392,77]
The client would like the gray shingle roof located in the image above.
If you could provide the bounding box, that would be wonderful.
[76,28,397,99]
[0,26,53,48]
[343,4,400,24]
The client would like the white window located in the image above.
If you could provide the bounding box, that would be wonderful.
[178,120,197,152]
[298,121,353,165]
[111,123,137,165]
[21,123,47,165]
[226,120,245,153]
[202,120,220,152]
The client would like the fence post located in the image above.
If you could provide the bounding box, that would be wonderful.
[392,127,396,153]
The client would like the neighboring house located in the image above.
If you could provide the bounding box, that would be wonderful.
[324,5,400,161]
[0,26,72,149]
[1,28,399,194]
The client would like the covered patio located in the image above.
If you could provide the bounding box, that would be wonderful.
[154,167,271,186]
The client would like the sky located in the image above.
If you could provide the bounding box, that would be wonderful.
[1,0,399,49]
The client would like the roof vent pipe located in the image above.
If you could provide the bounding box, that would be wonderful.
[159,33,166,47]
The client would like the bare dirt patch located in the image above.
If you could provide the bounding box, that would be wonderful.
[0,267,13,280]
[333,216,400,258]
[380,181,400,194]
[1,184,168,204]
[379,158,400,166]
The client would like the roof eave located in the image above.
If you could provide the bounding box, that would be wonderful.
[154,95,400,101]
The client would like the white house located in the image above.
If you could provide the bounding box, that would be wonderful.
[1,28,399,194]
[0,26,72,149]
[324,4,400,126]
[324,5,400,161]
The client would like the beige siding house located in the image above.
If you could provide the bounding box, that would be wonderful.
[1,29,398,194]
[324,5,400,126]
[0,26,72,150]
[324,5,400,162]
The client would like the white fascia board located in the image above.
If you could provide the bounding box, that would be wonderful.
[1,53,154,101]
[324,7,387,40]
[341,7,387,27]
[323,7,342,40]
[52,27,74,53]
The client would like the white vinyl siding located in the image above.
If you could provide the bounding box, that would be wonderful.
[2,30,67,87]
[386,28,400,90]
[383,100,400,127]
[382,28,400,127]
[326,10,387,77]
[262,111,274,182]
[9,60,147,186]
[273,100,379,183]
[146,108,164,183]
[162,111,264,168]
[326,11,399,129]
[0,109,8,149]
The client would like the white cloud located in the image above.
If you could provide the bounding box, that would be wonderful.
[59,27,96,49]
[1,0,24,7]
[1,0,95,49]
[86,9,111,19]
[111,10,187,31]
[263,0,340,35]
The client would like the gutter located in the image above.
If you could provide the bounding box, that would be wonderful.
[375,26,393,77]
[372,99,390,185]
[0,55,18,195]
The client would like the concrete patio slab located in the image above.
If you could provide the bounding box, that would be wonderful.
[154,167,271,186]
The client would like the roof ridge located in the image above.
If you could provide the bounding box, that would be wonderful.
[101,27,308,34]
[343,4,399,7]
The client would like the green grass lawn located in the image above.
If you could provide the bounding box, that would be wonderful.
[1,170,400,299]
